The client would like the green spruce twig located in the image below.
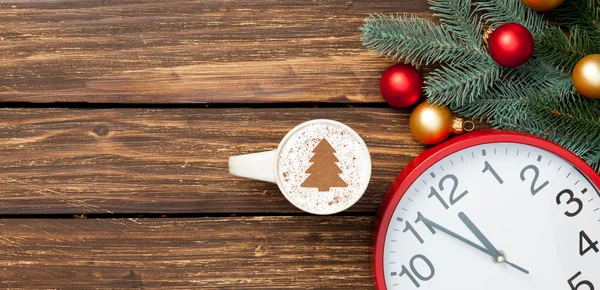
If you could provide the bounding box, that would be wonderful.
[474,0,547,36]
[429,0,484,49]
[535,26,600,73]
[554,0,600,41]
[360,14,489,65]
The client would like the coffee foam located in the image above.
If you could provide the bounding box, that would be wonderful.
[277,122,370,214]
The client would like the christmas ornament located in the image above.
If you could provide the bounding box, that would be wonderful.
[572,54,600,99]
[409,102,472,145]
[487,23,534,68]
[374,130,600,289]
[521,0,563,11]
[380,64,423,108]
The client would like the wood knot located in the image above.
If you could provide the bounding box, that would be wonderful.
[254,243,268,257]
[93,126,109,136]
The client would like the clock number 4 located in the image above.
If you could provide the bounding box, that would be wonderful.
[579,230,599,256]
[520,165,549,196]
[568,271,595,290]
[428,174,468,210]
[397,254,435,288]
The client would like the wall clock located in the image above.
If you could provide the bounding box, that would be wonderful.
[374,130,600,290]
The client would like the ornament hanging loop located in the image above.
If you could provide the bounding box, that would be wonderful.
[464,120,475,132]
[452,117,475,134]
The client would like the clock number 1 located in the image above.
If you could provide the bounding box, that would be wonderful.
[398,254,435,288]
[482,161,504,184]
[520,165,549,196]
[568,271,595,290]
[428,174,468,210]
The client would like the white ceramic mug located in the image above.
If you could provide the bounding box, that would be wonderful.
[229,119,372,215]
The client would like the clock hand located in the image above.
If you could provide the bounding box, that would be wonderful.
[458,212,501,258]
[420,215,490,255]
[420,215,529,275]
[458,212,530,275]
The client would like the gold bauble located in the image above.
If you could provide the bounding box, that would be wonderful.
[521,0,564,11]
[409,102,454,145]
[573,54,600,99]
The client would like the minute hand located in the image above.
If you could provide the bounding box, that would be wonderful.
[458,212,502,258]
[420,214,529,274]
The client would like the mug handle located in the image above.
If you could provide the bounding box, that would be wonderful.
[228,150,277,183]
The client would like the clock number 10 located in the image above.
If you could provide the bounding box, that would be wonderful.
[398,254,435,288]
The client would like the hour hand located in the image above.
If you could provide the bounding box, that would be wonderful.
[420,214,529,275]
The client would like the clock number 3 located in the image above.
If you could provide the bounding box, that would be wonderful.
[397,254,435,288]
[556,189,584,217]
[520,165,549,196]
[428,174,468,210]
[568,271,595,290]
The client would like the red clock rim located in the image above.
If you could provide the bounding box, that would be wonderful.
[373,129,600,289]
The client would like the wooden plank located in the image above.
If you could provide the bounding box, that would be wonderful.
[0,216,374,289]
[0,0,431,103]
[0,108,424,214]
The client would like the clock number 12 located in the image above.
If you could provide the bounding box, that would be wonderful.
[428,174,468,210]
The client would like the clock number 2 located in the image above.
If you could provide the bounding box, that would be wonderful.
[556,189,584,217]
[398,254,435,288]
[520,165,549,196]
[428,174,468,210]
[568,271,595,290]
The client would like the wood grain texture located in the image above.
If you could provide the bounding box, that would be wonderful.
[0,216,374,289]
[0,107,425,214]
[0,0,432,103]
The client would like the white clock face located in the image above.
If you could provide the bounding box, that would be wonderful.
[383,142,600,290]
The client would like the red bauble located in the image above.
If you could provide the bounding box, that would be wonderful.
[487,23,534,68]
[380,64,423,108]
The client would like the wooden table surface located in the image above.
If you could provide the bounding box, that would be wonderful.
[0,1,432,288]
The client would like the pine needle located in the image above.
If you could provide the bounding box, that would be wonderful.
[360,14,489,65]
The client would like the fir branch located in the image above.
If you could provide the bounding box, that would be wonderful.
[535,26,600,73]
[474,0,547,36]
[554,0,600,41]
[450,58,567,115]
[527,91,600,144]
[428,0,484,49]
[360,14,490,65]
[425,60,501,107]
[452,82,529,121]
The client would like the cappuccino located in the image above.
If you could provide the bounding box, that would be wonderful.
[277,121,371,214]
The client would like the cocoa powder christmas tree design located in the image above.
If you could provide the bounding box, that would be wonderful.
[301,138,348,192]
